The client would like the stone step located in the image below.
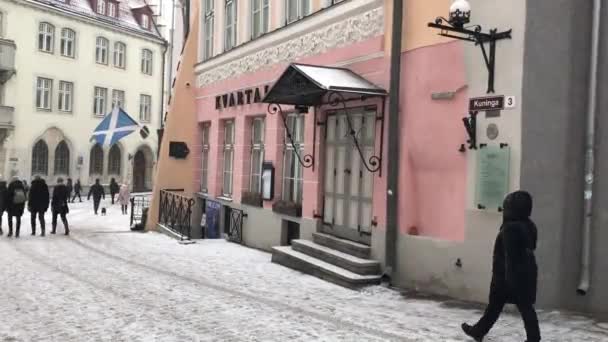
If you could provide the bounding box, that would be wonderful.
[271,246,382,289]
[291,240,381,276]
[313,232,371,259]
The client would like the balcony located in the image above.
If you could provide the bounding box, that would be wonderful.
[0,38,16,83]
[0,105,14,128]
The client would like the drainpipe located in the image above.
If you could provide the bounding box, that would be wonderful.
[385,0,404,281]
[577,0,601,296]
[167,0,177,120]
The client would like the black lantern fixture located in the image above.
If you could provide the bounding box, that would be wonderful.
[428,0,511,94]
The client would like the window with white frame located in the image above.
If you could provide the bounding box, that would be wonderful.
[114,42,126,68]
[141,49,153,75]
[203,0,214,60]
[139,94,151,122]
[250,118,265,193]
[0,12,4,38]
[36,77,52,110]
[111,89,125,109]
[97,0,107,14]
[96,37,109,64]
[142,15,150,29]
[224,0,237,51]
[93,87,107,117]
[252,0,269,38]
[60,28,76,58]
[222,120,235,197]
[286,0,309,24]
[38,22,54,53]
[58,81,73,112]
[282,114,305,204]
[201,123,210,192]
[108,2,117,17]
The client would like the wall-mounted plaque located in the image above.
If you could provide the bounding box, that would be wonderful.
[476,145,510,211]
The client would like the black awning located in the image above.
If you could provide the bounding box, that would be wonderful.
[262,63,387,106]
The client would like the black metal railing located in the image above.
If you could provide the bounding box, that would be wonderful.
[158,189,195,240]
[227,208,247,244]
[130,194,152,230]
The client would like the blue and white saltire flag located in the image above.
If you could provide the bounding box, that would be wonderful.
[91,107,140,147]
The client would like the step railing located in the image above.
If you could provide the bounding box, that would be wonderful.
[158,189,195,240]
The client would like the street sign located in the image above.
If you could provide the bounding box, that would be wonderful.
[469,95,505,111]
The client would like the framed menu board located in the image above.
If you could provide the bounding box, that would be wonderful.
[475,145,510,211]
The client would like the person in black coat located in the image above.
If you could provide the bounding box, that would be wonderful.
[51,177,70,235]
[72,179,82,203]
[6,177,27,238]
[66,178,73,202]
[0,181,7,236]
[109,178,119,205]
[87,179,105,215]
[462,191,540,342]
[28,176,50,236]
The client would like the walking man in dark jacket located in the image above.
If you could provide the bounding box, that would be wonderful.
[462,191,541,342]
[87,179,105,215]
[7,177,26,238]
[72,179,82,203]
[109,178,119,205]
[28,176,50,236]
[0,181,7,236]
[51,177,70,235]
[66,178,73,201]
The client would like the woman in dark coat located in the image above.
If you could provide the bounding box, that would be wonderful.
[51,177,70,235]
[110,178,119,205]
[462,191,540,342]
[28,176,50,236]
[66,178,73,202]
[0,181,7,236]
[6,177,27,238]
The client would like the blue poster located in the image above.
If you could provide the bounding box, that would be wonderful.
[205,200,222,239]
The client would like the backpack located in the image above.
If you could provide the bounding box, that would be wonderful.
[13,189,26,204]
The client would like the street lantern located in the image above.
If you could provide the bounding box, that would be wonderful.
[428,0,511,93]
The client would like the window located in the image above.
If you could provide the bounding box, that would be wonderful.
[282,114,305,203]
[38,22,55,53]
[32,140,49,176]
[89,144,104,175]
[114,42,126,68]
[93,87,108,117]
[141,49,153,75]
[60,28,76,58]
[108,2,117,17]
[108,144,121,174]
[252,0,269,38]
[54,141,70,175]
[224,0,237,51]
[0,12,5,38]
[58,81,73,112]
[286,0,309,24]
[222,120,235,197]
[96,37,109,64]
[203,0,214,60]
[250,118,264,193]
[111,89,125,109]
[200,123,210,192]
[36,77,53,110]
[142,15,150,29]
[97,0,107,14]
[139,94,151,122]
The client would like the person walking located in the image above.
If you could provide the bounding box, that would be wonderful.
[6,177,26,238]
[110,178,119,205]
[461,191,541,342]
[0,181,7,236]
[118,183,130,215]
[87,179,105,215]
[28,176,50,237]
[72,179,82,203]
[66,178,73,202]
[51,177,70,235]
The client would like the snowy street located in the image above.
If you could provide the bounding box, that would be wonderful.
[0,199,606,342]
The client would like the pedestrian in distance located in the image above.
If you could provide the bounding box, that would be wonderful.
[66,178,73,202]
[22,180,29,200]
[87,179,105,215]
[0,181,7,236]
[118,182,130,215]
[51,177,70,235]
[110,178,120,205]
[28,175,50,237]
[461,190,541,342]
[72,179,82,203]
[6,177,27,238]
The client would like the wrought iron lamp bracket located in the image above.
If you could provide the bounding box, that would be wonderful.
[428,17,512,94]
[267,103,314,169]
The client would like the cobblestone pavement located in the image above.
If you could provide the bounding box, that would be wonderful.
[0,200,607,341]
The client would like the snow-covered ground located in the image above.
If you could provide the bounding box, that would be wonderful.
[0,198,606,341]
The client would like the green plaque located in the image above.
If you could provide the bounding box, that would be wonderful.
[475,145,510,210]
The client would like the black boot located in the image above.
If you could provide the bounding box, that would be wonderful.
[0,227,3,236]
[51,226,56,235]
[461,323,483,342]
[15,227,19,238]
[6,228,11,237]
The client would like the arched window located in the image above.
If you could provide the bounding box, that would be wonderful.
[113,42,126,68]
[108,144,121,175]
[89,144,104,175]
[54,141,70,175]
[141,49,153,75]
[38,22,54,53]
[32,140,49,175]
[60,28,76,58]
[96,37,109,64]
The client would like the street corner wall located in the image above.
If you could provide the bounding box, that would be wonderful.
[146,0,201,231]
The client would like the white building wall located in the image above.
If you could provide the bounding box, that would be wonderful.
[0,0,164,188]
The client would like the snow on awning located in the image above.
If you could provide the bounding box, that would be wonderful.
[262,64,387,106]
